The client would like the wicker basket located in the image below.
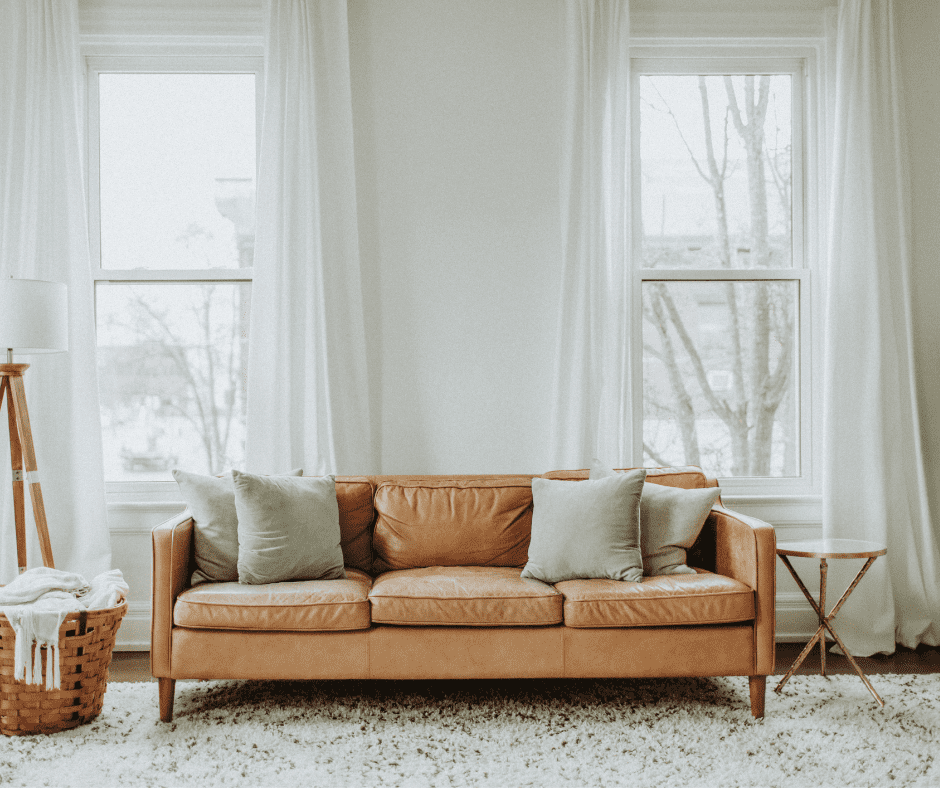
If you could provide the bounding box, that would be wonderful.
[0,599,127,735]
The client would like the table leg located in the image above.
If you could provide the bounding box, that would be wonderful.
[817,610,885,707]
[819,558,827,677]
[775,554,819,693]
[815,556,884,707]
[775,553,885,707]
[774,625,824,693]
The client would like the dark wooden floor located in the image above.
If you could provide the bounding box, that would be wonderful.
[110,642,940,683]
[773,641,940,675]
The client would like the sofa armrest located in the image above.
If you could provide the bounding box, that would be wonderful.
[708,505,776,676]
[150,509,193,678]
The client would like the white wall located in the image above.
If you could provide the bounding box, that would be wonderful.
[349,0,566,474]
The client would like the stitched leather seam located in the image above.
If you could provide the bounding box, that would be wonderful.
[542,469,707,484]
[369,594,561,601]
[375,480,534,492]
[151,523,166,673]
[168,522,175,671]
[561,590,752,602]
[176,623,371,632]
[179,599,369,608]
[563,616,754,628]
[166,519,181,672]
[370,618,563,626]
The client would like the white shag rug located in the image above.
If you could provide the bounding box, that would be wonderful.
[0,674,937,788]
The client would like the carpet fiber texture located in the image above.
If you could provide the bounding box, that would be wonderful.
[0,674,937,787]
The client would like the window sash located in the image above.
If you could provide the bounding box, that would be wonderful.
[85,55,264,277]
[631,268,811,493]
[95,270,253,283]
[632,57,806,272]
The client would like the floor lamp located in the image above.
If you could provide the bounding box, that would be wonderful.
[0,278,68,574]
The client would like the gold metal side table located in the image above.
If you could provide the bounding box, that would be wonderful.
[774,538,887,707]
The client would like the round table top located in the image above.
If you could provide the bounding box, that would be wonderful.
[776,538,887,559]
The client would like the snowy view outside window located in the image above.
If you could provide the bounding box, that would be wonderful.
[94,72,255,481]
[639,74,799,477]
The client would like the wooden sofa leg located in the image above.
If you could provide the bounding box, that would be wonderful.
[749,675,766,718]
[159,677,176,722]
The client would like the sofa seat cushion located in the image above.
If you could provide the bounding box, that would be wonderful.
[173,568,372,632]
[555,569,754,628]
[369,566,562,626]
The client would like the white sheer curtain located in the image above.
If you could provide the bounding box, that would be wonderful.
[549,0,632,470]
[246,0,376,476]
[0,0,111,582]
[823,0,940,655]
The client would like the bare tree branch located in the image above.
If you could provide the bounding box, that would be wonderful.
[647,284,701,466]
[647,79,714,186]
[643,441,672,468]
[655,284,732,424]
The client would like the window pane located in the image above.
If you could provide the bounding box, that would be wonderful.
[98,73,256,269]
[96,283,250,480]
[640,75,792,269]
[642,280,798,477]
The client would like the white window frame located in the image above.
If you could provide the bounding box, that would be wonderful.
[629,44,825,500]
[85,53,263,497]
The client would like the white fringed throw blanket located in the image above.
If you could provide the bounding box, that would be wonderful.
[0,567,129,689]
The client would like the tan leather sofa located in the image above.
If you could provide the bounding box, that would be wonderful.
[151,467,775,721]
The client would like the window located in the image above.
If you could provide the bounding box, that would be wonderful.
[632,50,820,494]
[87,58,262,482]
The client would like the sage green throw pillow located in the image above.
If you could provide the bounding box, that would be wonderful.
[589,462,721,575]
[639,482,720,575]
[521,470,646,584]
[233,470,346,585]
[173,467,303,586]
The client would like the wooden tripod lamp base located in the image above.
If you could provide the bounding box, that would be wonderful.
[0,277,68,573]
[0,363,55,572]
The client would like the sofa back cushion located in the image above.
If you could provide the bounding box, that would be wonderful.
[335,477,376,574]
[372,478,534,572]
[542,466,716,490]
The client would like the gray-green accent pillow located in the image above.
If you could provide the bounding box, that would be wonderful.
[172,467,303,586]
[233,470,346,585]
[589,461,721,575]
[521,470,646,584]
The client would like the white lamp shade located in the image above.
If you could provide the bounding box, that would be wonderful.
[0,278,68,353]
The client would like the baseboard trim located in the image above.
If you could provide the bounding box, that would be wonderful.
[115,605,152,651]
